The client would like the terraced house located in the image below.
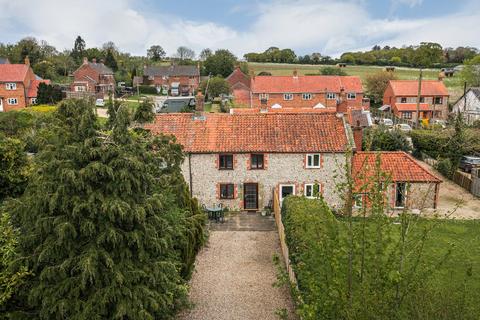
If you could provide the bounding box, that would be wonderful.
[0,57,50,112]
[383,79,449,121]
[249,72,370,110]
[145,111,440,212]
[142,63,200,95]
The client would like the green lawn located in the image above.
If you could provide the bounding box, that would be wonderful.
[248,62,464,102]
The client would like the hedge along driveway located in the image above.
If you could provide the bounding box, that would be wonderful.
[179,213,297,320]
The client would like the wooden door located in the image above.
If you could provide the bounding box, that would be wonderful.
[244,183,258,210]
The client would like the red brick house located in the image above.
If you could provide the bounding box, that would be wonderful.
[70,58,115,97]
[383,80,449,121]
[142,64,200,95]
[250,72,369,110]
[226,67,251,106]
[352,151,441,210]
[0,58,50,112]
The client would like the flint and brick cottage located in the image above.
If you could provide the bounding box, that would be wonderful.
[250,72,369,110]
[0,57,50,112]
[383,80,449,121]
[145,111,440,212]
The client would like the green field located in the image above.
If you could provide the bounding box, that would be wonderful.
[248,62,464,102]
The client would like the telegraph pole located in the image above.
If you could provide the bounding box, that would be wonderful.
[415,69,423,128]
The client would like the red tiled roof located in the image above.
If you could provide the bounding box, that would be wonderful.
[230,107,337,114]
[353,151,441,187]
[145,112,349,153]
[27,79,51,97]
[251,75,363,93]
[226,67,250,89]
[389,80,449,96]
[0,64,29,82]
[393,103,432,111]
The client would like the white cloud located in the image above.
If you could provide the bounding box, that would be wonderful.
[390,0,423,8]
[0,0,479,58]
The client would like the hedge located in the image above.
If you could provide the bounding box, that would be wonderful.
[138,85,158,95]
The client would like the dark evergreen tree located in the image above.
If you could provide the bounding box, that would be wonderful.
[36,83,63,105]
[104,49,118,72]
[133,98,155,124]
[9,99,205,319]
[71,36,86,64]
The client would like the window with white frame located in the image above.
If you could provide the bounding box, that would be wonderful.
[7,98,18,105]
[347,92,356,100]
[306,154,321,168]
[31,98,37,105]
[259,93,269,100]
[283,93,293,100]
[75,85,86,92]
[5,83,17,90]
[326,92,336,99]
[353,194,364,208]
[402,112,412,119]
[302,93,312,100]
[434,96,443,104]
[304,183,320,198]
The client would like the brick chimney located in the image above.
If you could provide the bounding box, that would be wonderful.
[83,57,88,65]
[92,58,97,63]
[196,91,204,111]
[24,56,30,66]
[352,127,363,151]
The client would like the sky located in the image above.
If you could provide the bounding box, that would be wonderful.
[0,0,479,58]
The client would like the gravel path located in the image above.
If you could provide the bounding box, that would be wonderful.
[179,230,297,320]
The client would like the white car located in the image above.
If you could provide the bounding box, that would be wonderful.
[396,123,412,132]
[95,99,105,107]
[380,118,394,127]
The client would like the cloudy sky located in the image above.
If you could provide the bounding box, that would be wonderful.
[0,0,479,58]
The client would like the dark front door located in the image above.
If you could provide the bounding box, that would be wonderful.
[244,183,258,210]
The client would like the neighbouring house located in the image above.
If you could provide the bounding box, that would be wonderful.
[352,151,442,210]
[0,57,10,64]
[452,87,480,125]
[69,57,115,98]
[142,64,200,96]
[144,112,440,212]
[0,57,50,112]
[250,71,369,110]
[383,79,449,121]
[226,66,251,106]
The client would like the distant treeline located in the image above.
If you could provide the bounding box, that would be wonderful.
[244,43,479,68]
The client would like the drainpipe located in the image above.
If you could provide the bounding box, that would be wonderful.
[188,153,193,198]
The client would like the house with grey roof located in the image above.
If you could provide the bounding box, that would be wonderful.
[142,63,200,96]
[68,57,115,98]
[452,87,480,125]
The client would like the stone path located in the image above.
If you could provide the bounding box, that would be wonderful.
[179,212,297,320]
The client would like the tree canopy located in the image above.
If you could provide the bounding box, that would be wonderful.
[204,49,237,78]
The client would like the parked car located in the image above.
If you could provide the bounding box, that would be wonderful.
[396,123,412,132]
[95,98,105,107]
[459,156,480,173]
[156,96,196,113]
[380,118,394,127]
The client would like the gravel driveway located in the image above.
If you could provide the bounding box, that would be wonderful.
[179,214,296,320]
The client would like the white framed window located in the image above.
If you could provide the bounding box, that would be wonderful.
[283,93,293,100]
[347,92,356,100]
[302,93,312,100]
[326,92,336,100]
[75,85,86,92]
[7,98,18,105]
[31,98,37,104]
[5,83,17,90]
[259,93,269,100]
[304,183,320,198]
[306,154,321,168]
[434,96,443,104]
[353,194,364,208]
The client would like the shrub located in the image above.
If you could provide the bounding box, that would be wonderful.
[138,85,158,95]
[320,66,347,76]
[435,158,455,178]
[363,126,411,152]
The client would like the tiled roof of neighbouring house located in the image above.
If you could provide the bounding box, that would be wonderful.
[251,75,363,93]
[144,65,199,77]
[393,103,432,111]
[145,112,349,153]
[27,79,51,97]
[353,151,441,186]
[0,64,29,82]
[226,67,251,89]
[389,80,449,96]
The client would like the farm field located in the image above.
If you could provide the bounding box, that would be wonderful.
[248,62,464,101]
